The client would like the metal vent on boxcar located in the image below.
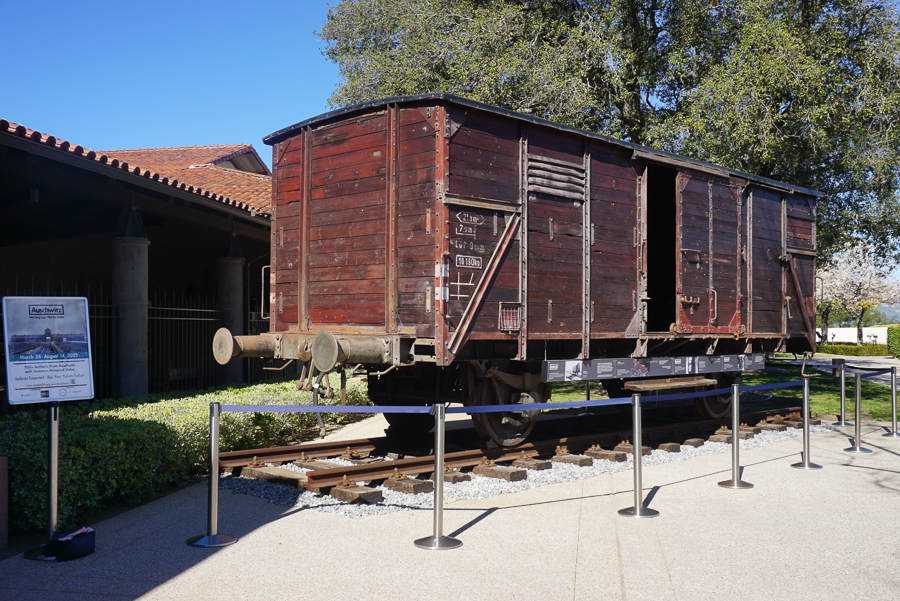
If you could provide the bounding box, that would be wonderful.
[498,303,522,332]
[527,154,585,202]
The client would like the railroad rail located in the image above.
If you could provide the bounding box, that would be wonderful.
[223,406,801,491]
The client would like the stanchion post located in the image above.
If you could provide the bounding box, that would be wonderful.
[415,404,462,550]
[884,367,899,438]
[835,362,851,426]
[24,401,60,561]
[791,376,823,470]
[719,384,752,489]
[188,402,238,547]
[619,394,659,518]
[845,374,873,453]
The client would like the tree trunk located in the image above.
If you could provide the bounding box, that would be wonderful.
[857,308,868,345]
[820,308,830,344]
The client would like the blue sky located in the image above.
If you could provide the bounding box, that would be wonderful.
[2,0,341,169]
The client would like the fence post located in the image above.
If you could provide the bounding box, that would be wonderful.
[415,404,461,550]
[845,374,873,454]
[834,362,852,426]
[791,376,823,470]
[883,367,899,438]
[188,402,237,547]
[719,384,752,489]
[619,394,659,518]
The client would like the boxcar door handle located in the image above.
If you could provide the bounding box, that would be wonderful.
[548,300,553,323]
[711,289,717,322]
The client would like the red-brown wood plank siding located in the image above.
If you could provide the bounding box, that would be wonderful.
[307,115,388,326]
[273,133,304,332]
[708,182,741,331]
[396,107,437,337]
[590,142,639,335]
[750,187,784,333]
[787,252,816,335]
[448,111,520,202]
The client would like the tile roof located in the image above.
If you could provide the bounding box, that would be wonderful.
[0,120,272,219]
[98,144,270,176]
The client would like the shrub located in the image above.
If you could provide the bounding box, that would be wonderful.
[888,326,900,358]
[0,375,369,532]
[816,344,889,356]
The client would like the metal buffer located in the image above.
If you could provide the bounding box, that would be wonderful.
[188,403,238,548]
[844,374,873,454]
[414,404,462,550]
[718,384,753,489]
[619,394,659,518]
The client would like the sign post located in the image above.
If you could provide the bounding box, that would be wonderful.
[2,297,94,560]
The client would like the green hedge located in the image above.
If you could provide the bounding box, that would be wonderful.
[888,325,900,358]
[0,376,368,533]
[816,344,889,356]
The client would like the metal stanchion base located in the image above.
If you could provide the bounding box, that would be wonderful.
[23,545,56,561]
[844,446,872,453]
[618,506,659,518]
[718,479,753,489]
[882,431,900,438]
[186,534,238,548]
[414,536,462,550]
[833,420,853,426]
[790,462,823,469]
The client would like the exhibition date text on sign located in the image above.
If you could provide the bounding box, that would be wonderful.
[2,297,94,404]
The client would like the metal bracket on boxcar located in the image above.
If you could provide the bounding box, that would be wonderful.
[262,359,294,372]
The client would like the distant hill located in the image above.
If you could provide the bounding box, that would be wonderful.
[876,305,900,324]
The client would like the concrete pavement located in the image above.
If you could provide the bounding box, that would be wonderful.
[787,353,900,387]
[2,414,899,600]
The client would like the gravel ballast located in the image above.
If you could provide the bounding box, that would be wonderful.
[219,424,838,518]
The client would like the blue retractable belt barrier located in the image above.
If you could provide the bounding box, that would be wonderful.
[739,380,803,392]
[219,380,802,415]
[220,404,432,414]
[844,366,893,375]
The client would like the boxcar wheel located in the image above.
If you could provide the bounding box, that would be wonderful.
[471,382,541,447]
[695,373,739,419]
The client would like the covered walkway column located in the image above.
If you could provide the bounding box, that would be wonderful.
[218,234,245,385]
[112,206,149,398]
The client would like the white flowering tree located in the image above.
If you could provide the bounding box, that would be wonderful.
[818,245,900,345]
[816,273,842,344]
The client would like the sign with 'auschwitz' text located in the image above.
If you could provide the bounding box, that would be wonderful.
[2,297,94,404]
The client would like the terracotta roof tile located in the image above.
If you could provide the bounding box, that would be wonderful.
[98,144,270,176]
[0,120,272,219]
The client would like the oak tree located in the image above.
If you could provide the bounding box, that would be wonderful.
[317,0,900,263]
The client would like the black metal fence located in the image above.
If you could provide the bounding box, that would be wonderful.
[2,281,295,413]
[148,291,223,394]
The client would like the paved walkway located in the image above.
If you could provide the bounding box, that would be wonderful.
[2,414,899,600]
[787,354,900,387]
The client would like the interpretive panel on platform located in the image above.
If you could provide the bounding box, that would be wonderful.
[541,353,765,383]
[2,296,94,404]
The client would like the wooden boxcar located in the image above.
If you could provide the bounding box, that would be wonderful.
[214,94,820,446]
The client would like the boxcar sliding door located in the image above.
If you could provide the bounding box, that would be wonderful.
[675,171,742,335]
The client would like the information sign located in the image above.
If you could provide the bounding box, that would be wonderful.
[2,296,94,404]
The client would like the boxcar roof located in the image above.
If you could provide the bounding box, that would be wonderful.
[264,93,822,199]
